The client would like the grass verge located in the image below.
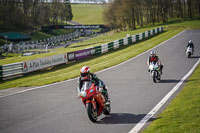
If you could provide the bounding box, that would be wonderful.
[71,4,104,24]
[143,63,200,133]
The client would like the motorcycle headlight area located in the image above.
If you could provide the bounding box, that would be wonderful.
[149,65,154,70]
[80,91,87,97]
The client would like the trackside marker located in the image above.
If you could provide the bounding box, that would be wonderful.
[128,58,200,133]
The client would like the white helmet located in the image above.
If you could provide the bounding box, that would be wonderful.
[80,66,90,77]
[189,40,192,43]
[150,51,156,55]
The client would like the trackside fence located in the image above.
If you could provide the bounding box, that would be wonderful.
[0,27,163,81]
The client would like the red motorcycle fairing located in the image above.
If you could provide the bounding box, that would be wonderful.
[94,92,105,116]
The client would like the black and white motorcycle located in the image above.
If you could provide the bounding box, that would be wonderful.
[186,46,193,58]
[149,62,161,83]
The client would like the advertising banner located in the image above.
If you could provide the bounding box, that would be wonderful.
[74,48,91,60]
[67,52,75,62]
[23,53,68,73]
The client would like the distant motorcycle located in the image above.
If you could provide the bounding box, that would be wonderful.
[79,81,111,122]
[186,46,193,58]
[149,62,161,83]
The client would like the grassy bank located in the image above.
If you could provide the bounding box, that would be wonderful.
[71,4,104,24]
[31,29,74,40]
[143,63,200,133]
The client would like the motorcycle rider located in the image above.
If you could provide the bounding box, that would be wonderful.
[187,40,194,54]
[77,66,110,104]
[147,51,163,74]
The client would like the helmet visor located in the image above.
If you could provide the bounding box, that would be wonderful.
[81,73,88,77]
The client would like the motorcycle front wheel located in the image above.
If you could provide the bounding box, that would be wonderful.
[152,71,157,83]
[86,102,98,122]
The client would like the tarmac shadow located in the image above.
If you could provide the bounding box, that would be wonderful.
[97,113,158,124]
[189,56,200,59]
[159,79,181,83]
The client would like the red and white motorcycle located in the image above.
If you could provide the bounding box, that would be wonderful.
[78,81,111,122]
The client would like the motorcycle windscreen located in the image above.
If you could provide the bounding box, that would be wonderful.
[149,62,159,70]
[80,81,92,97]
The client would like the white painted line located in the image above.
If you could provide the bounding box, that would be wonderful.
[0,30,185,98]
[128,58,200,133]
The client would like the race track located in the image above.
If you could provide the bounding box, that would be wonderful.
[0,30,200,133]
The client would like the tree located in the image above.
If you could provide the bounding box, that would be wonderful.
[64,0,73,21]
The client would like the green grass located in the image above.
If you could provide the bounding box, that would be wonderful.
[31,31,53,40]
[49,29,74,36]
[71,4,104,24]
[143,64,200,133]
[31,29,73,41]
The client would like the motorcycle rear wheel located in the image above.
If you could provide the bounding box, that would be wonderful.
[86,103,98,122]
[187,52,191,58]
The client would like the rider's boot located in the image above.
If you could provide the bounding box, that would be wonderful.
[102,88,110,105]
[160,65,163,75]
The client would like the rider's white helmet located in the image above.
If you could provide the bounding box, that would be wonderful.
[189,40,192,43]
[80,66,90,77]
[150,51,156,56]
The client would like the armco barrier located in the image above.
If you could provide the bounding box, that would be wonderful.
[108,42,114,51]
[94,46,101,54]
[119,39,124,47]
[91,27,163,55]
[0,27,163,81]
[0,62,23,80]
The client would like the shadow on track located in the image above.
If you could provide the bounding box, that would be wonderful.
[189,56,200,59]
[97,113,158,124]
[159,79,187,83]
[159,79,181,83]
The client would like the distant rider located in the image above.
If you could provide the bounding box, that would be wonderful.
[147,51,163,74]
[187,40,194,53]
[77,66,110,104]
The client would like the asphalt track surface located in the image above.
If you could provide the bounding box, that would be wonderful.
[0,30,200,133]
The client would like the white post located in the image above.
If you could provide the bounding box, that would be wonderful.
[46,44,48,53]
